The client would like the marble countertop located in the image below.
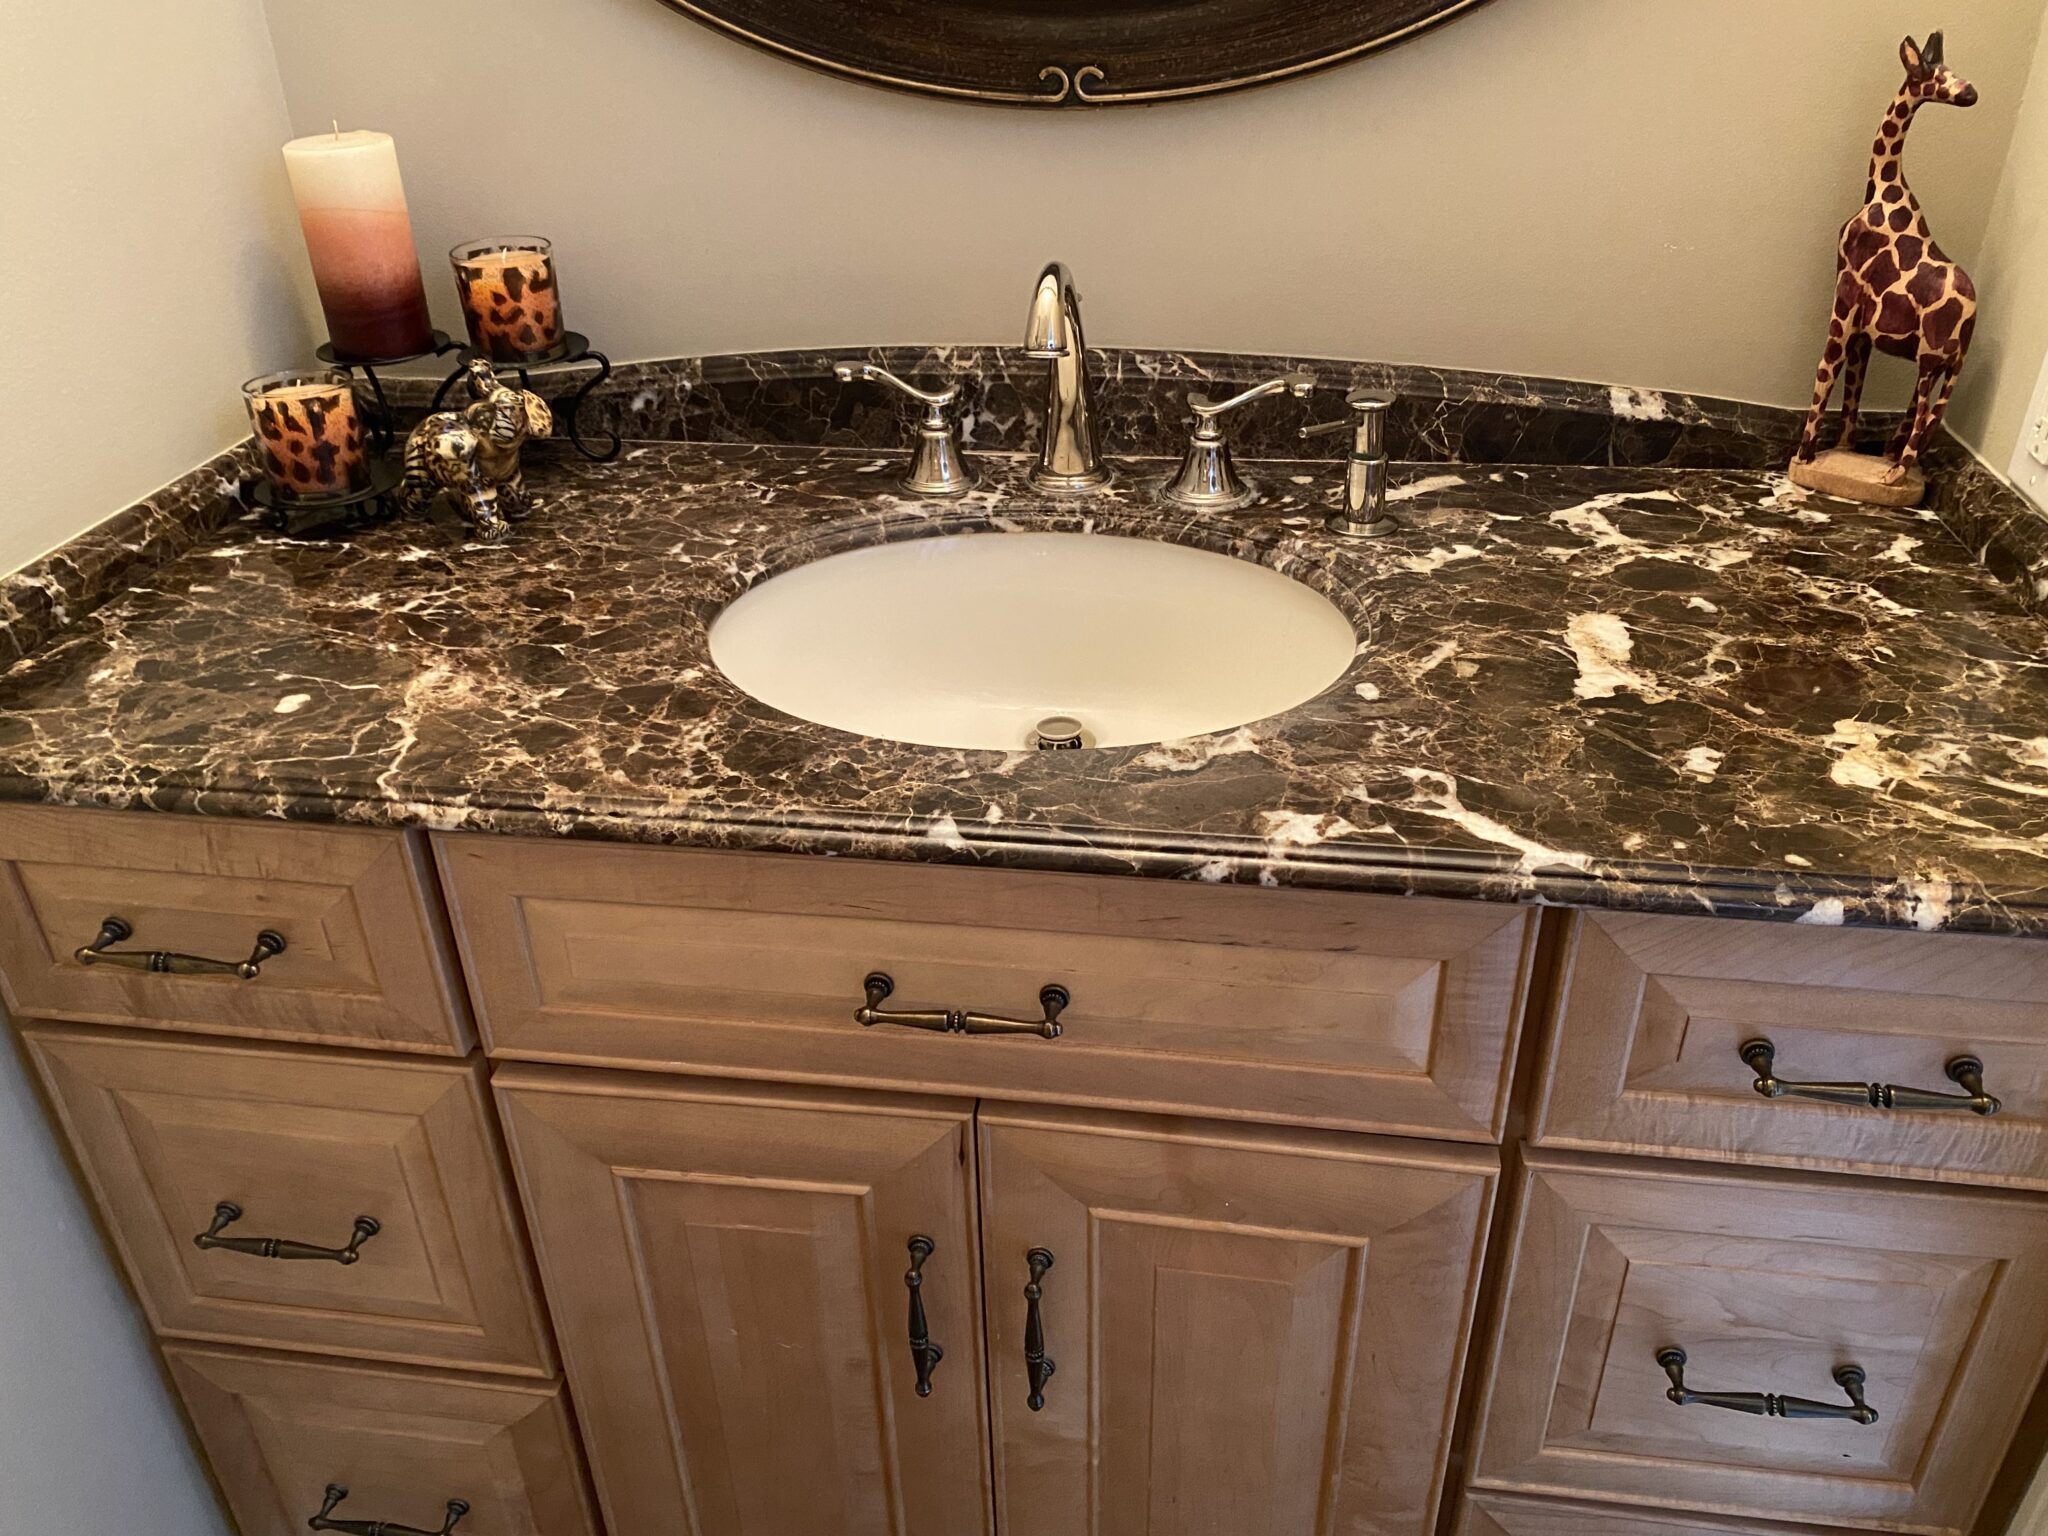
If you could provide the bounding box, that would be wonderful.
[1,439,2045,934]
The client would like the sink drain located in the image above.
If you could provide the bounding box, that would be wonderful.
[1031,715,1087,751]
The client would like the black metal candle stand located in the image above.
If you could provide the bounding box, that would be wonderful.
[429,332,621,462]
[316,331,463,453]
[244,457,405,539]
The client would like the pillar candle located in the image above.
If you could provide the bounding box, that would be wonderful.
[451,238,566,362]
[282,130,434,361]
[243,369,371,501]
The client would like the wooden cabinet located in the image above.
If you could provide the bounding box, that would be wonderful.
[494,1067,1496,1536]
[0,806,469,1052]
[1470,1152,2048,1534]
[494,1068,993,1536]
[437,834,1536,1140]
[1533,911,2048,1189]
[13,807,2048,1536]
[977,1104,1497,1536]
[165,1344,599,1536]
[21,1024,554,1375]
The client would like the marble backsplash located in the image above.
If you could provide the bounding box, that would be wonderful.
[3,348,2042,672]
[385,346,1811,469]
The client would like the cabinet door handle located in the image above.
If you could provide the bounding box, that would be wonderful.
[1741,1038,2000,1116]
[905,1235,945,1396]
[856,972,1068,1040]
[1024,1247,1057,1412]
[309,1484,469,1535]
[194,1202,380,1264]
[1657,1348,1878,1424]
[75,916,286,979]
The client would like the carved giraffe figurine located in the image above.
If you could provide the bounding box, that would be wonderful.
[1794,32,1979,487]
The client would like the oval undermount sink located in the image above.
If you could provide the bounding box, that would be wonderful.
[708,531,1357,750]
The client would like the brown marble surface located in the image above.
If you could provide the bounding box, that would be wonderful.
[0,438,2043,935]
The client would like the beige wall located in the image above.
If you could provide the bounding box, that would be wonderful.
[0,1,314,578]
[263,0,2042,413]
[1947,16,2048,472]
[0,4,298,1528]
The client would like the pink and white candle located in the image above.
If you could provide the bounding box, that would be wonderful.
[282,129,434,361]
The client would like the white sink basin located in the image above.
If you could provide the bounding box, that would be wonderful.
[708,531,1357,750]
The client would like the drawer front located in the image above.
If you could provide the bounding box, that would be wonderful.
[0,806,469,1052]
[24,1025,553,1375]
[1470,1152,2048,1534]
[438,835,1536,1141]
[1457,1490,1845,1536]
[166,1345,599,1536]
[1533,911,2048,1188]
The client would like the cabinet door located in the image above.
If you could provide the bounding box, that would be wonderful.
[494,1066,992,1536]
[977,1102,1497,1536]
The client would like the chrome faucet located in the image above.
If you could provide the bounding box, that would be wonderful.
[1021,262,1110,493]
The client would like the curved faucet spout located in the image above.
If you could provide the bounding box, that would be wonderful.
[1022,262,1109,492]
[1023,262,1077,359]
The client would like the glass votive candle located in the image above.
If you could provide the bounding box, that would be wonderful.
[451,237,565,362]
[242,368,372,501]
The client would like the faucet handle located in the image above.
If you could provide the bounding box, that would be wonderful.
[1160,372,1316,513]
[1188,371,1317,424]
[835,361,961,410]
[834,361,976,498]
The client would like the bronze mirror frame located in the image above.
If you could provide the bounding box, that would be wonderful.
[653,0,1496,107]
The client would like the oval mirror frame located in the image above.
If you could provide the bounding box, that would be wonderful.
[654,0,1496,107]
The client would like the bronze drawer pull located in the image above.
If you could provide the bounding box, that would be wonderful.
[76,916,286,979]
[1024,1247,1057,1412]
[857,972,1069,1040]
[905,1235,944,1397]
[1657,1348,1878,1424]
[310,1484,469,1535]
[1741,1038,2000,1116]
[194,1202,380,1264]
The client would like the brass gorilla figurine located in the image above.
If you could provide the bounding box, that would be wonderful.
[399,359,553,542]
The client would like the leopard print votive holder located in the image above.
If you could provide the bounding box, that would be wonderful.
[242,368,373,502]
[451,237,566,363]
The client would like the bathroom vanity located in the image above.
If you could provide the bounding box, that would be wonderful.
[3,347,2047,1536]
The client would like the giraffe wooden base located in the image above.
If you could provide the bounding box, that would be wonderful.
[1788,448,1926,508]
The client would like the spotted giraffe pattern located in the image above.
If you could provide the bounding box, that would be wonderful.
[1796,33,1979,484]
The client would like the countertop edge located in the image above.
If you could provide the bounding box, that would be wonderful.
[5,773,2040,939]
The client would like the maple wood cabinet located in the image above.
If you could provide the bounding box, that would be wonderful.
[494,1070,1496,1536]
[492,1070,993,1536]
[5,805,2048,1536]
[975,1103,1495,1536]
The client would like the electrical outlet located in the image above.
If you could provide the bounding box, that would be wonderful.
[2010,346,2048,515]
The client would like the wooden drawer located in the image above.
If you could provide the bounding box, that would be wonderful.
[1470,1152,2048,1535]
[0,805,469,1052]
[1532,911,2048,1188]
[23,1024,553,1375]
[165,1345,599,1536]
[1457,1490,1847,1536]
[438,835,1536,1141]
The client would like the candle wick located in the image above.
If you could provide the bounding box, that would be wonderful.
[332,120,340,138]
